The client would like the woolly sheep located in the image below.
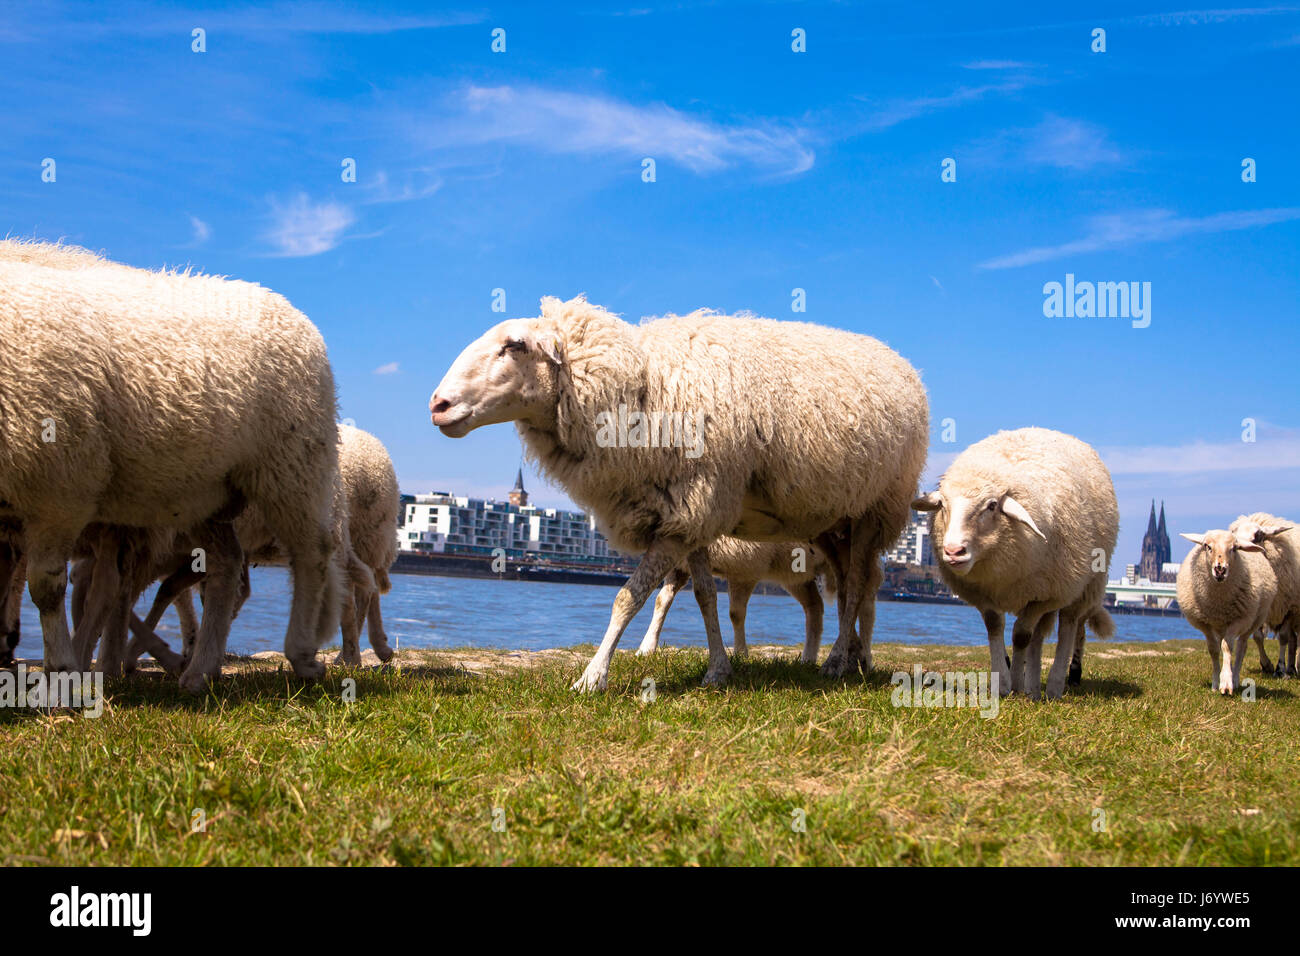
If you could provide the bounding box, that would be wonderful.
[912,427,1118,700]
[430,295,928,691]
[635,538,833,663]
[1176,529,1276,695]
[0,240,341,692]
[1227,513,1299,677]
[116,424,399,670]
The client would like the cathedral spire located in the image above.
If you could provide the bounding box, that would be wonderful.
[509,468,528,507]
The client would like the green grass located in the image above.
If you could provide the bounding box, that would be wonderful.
[1,639,1297,866]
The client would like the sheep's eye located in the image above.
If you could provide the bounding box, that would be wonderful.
[498,339,527,357]
[985,500,998,512]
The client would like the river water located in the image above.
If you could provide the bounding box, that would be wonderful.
[16,567,1194,658]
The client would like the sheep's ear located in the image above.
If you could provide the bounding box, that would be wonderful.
[1180,533,1206,546]
[1261,524,1292,538]
[531,330,562,365]
[1236,541,1265,553]
[911,492,942,512]
[1001,495,1046,540]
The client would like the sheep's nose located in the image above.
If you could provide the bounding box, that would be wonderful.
[944,545,968,559]
[1213,565,1228,580]
[430,395,451,416]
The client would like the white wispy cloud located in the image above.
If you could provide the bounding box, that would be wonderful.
[977,206,1300,269]
[1021,115,1124,170]
[263,193,354,257]
[188,215,211,244]
[963,59,1036,69]
[433,84,815,175]
[1129,6,1300,27]
[373,361,400,375]
[854,80,1031,131]
[1099,436,1300,474]
[363,169,444,205]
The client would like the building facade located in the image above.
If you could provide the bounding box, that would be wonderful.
[1139,500,1173,583]
[885,513,934,567]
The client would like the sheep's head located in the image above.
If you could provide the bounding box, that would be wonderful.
[1228,515,1292,547]
[1181,530,1263,583]
[430,318,562,437]
[911,486,1046,576]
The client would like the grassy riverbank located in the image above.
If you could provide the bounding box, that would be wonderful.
[1,639,1295,866]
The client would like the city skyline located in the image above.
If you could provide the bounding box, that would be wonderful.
[2,2,1296,564]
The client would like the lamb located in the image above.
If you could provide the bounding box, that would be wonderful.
[912,427,1118,700]
[0,240,341,692]
[1227,513,1300,676]
[635,538,833,663]
[430,295,928,691]
[1175,529,1276,695]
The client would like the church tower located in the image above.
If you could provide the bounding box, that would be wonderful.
[1139,500,1173,581]
[508,468,529,508]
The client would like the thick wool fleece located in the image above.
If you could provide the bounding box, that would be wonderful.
[516,296,929,555]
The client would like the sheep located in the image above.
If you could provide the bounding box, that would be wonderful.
[114,424,398,670]
[0,240,341,692]
[912,427,1118,700]
[1176,529,1276,695]
[430,295,928,691]
[635,538,834,663]
[1227,513,1300,677]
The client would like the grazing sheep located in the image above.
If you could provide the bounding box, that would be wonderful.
[430,296,928,691]
[0,240,341,692]
[912,427,1118,700]
[1228,513,1300,676]
[117,424,398,670]
[635,538,833,663]
[1176,529,1276,695]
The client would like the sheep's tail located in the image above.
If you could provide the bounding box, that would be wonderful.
[373,565,392,595]
[346,550,377,593]
[819,570,838,599]
[1087,606,1116,640]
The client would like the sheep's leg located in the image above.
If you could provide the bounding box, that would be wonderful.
[1253,630,1276,676]
[0,546,22,666]
[789,579,824,665]
[69,558,92,633]
[727,578,755,658]
[1222,634,1253,697]
[1205,632,1223,692]
[72,549,121,671]
[820,522,872,678]
[1287,624,1299,677]
[635,568,688,656]
[1009,602,1057,696]
[277,524,334,682]
[179,523,243,694]
[572,539,683,693]
[364,591,395,662]
[26,545,78,673]
[687,548,731,686]
[853,557,883,673]
[124,563,203,670]
[175,588,199,663]
[1045,609,1080,700]
[96,589,133,678]
[1022,610,1058,701]
[333,576,362,667]
[125,614,184,675]
[1069,625,1087,686]
[982,609,1011,697]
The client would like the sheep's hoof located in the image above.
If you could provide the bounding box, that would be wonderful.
[571,670,607,693]
[820,653,854,678]
[633,646,656,658]
[1272,664,1285,678]
[730,646,748,661]
[290,658,326,681]
[1219,684,1234,696]
[332,651,361,667]
[178,671,213,695]
[701,665,731,687]
[372,643,395,663]
[1067,662,1082,686]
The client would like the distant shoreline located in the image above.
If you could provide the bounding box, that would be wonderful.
[388,551,1182,617]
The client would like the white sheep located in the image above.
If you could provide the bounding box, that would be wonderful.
[912,427,1118,700]
[0,240,341,692]
[430,295,928,691]
[115,424,399,670]
[1176,529,1276,695]
[1227,513,1299,677]
[635,538,833,663]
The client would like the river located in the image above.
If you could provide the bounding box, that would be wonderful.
[16,567,1195,658]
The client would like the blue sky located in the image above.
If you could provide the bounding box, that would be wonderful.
[2,1,1298,566]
